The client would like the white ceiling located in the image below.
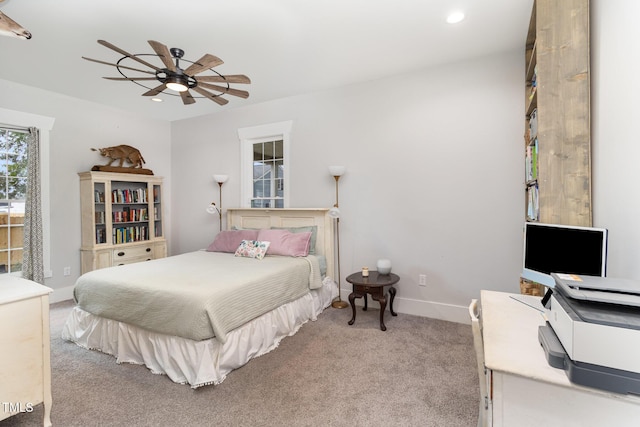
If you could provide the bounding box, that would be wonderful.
[0,0,533,122]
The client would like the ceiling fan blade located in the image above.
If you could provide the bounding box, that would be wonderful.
[195,74,251,84]
[82,57,156,75]
[141,84,166,97]
[103,77,158,81]
[192,86,229,105]
[147,40,176,72]
[183,54,224,76]
[197,82,249,99]
[180,91,196,105]
[97,40,161,71]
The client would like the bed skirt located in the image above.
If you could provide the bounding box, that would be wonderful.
[62,277,338,388]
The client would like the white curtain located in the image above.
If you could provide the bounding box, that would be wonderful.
[22,127,44,284]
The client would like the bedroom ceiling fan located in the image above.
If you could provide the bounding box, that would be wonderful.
[83,40,251,105]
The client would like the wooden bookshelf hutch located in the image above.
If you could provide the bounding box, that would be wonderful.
[79,171,167,274]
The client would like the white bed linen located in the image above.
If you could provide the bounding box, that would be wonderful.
[62,277,338,388]
[73,251,322,343]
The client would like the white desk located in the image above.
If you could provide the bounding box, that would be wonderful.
[481,290,640,427]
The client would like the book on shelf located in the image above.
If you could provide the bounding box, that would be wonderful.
[525,138,539,183]
[526,184,539,221]
[529,108,538,140]
[529,65,537,99]
[95,228,106,244]
[112,225,149,244]
[94,211,105,224]
[113,207,149,223]
[111,187,148,204]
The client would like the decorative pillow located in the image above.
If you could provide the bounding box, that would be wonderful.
[206,230,259,253]
[271,225,318,254]
[234,240,270,260]
[258,229,312,257]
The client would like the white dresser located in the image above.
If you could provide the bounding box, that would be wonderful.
[0,276,53,427]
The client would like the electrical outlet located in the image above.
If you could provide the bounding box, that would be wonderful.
[419,274,427,286]
[63,266,71,276]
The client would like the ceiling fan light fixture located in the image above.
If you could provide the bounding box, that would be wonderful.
[85,40,250,106]
[165,75,189,92]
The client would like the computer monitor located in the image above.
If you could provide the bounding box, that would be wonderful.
[521,222,608,287]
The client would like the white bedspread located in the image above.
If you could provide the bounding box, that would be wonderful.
[73,251,322,343]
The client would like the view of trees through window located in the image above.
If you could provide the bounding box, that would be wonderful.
[251,139,284,208]
[0,127,28,274]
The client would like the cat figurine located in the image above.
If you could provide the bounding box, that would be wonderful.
[92,145,145,168]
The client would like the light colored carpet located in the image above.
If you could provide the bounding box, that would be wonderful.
[2,299,479,426]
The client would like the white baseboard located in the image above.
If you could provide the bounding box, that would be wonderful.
[338,287,470,325]
[49,285,75,304]
[396,296,470,325]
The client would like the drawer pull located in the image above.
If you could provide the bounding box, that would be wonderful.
[117,251,125,257]
[146,248,151,252]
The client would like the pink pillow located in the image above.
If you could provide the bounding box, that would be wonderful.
[257,229,312,257]
[206,230,260,253]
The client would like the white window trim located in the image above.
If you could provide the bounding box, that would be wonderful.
[238,120,292,208]
[0,107,55,279]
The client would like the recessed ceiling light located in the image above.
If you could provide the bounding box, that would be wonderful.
[151,98,163,102]
[447,11,465,24]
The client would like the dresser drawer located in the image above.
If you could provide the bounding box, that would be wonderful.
[113,245,153,261]
[114,256,153,266]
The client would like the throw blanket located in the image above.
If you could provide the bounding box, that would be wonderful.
[73,251,322,343]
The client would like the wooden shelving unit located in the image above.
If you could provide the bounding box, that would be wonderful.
[524,0,592,227]
[79,171,167,274]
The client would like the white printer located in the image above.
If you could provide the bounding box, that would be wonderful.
[538,273,640,394]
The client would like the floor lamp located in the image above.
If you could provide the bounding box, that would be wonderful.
[329,166,348,309]
[206,174,228,231]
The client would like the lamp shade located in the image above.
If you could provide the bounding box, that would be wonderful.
[206,203,220,214]
[328,206,341,219]
[213,174,228,184]
[328,166,346,177]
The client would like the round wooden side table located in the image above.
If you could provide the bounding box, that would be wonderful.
[345,271,399,331]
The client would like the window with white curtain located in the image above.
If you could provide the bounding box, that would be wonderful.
[238,121,292,208]
[0,108,53,278]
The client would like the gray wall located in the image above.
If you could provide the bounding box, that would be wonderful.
[170,51,525,322]
[591,0,640,280]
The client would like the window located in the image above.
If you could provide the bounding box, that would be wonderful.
[0,128,27,273]
[251,139,284,208]
[0,107,54,278]
[238,121,292,208]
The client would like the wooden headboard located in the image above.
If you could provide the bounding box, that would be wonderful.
[227,208,335,279]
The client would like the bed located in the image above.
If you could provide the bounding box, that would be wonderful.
[62,208,338,388]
